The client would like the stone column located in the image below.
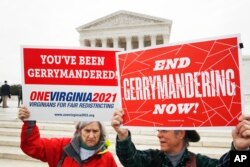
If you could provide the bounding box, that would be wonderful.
[101,38,107,48]
[163,34,169,44]
[126,36,132,51]
[113,37,119,49]
[151,35,156,46]
[90,39,95,47]
[80,39,85,47]
[138,35,144,49]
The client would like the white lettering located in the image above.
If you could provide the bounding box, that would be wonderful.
[79,56,105,65]
[234,155,247,162]
[153,103,198,114]
[153,57,190,71]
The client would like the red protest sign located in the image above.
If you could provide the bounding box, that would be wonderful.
[23,47,118,86]
[117,35,243,128]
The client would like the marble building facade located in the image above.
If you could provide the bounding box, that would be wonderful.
[76,10,172,51]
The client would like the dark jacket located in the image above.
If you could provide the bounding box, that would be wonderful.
[116,131,230,167]
[1,83,10,96]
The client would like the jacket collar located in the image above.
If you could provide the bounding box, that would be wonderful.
[63,136,108,165]
[163,149,195,166]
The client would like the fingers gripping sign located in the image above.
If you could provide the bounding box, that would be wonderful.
[111,109,128,141]
[18,105,30,121]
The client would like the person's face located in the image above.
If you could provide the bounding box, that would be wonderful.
[157,130,185,154]
[80,122,101,147]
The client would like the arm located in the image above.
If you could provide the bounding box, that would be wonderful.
[111,109,129,141]
[116,131,163,167]
[19,106,69,166]
[218,115,250,167]
[111,109,161,167]
[20,120,47,161]
[232,115,250,150]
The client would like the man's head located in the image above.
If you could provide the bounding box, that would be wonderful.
[157,130,200,154]
[75,121,106,148]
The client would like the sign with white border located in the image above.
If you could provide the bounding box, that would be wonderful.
[21,46,122,121]
[116,34,246,129]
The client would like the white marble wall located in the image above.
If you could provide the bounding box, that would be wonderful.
[242,55,250,104]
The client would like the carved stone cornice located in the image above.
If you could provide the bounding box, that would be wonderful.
[77,10,172,31]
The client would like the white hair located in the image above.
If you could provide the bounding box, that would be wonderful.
[74,121,106,143]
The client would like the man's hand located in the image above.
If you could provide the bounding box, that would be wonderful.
[111,109,129,141]
[233,115,250,150]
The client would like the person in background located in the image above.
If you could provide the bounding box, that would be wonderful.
[17,84,23,107]
[0,86,2,104]
[1,80,11,108]
[112,109,250,167]
[18,106,118,167]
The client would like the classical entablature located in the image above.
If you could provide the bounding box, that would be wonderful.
[76,10,172,50]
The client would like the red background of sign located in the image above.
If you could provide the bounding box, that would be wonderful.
[23,48,118,86]
[118,36,242,127]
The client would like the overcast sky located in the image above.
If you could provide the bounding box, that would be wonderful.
[1,0,249,85]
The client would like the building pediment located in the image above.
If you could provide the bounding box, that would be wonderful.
[77,10,172,31]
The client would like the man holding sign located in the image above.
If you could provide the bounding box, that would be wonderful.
[113,35,250,166]
[111,109,250,167]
